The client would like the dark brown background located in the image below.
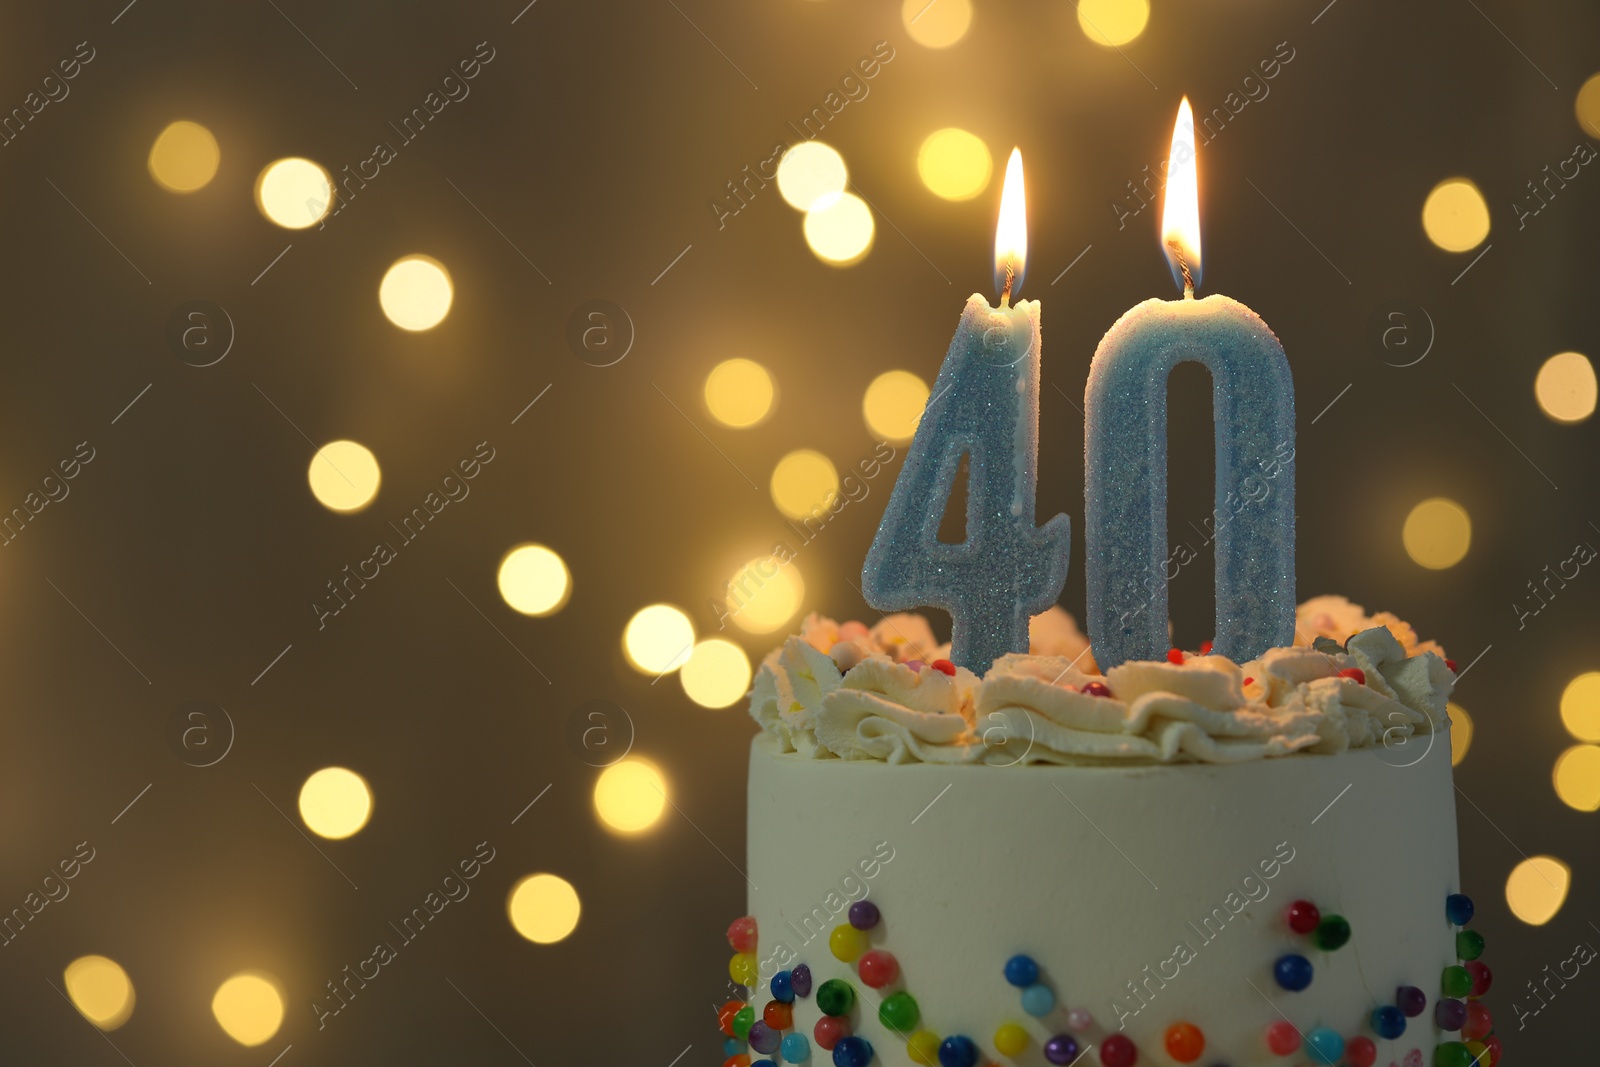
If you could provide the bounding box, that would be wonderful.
[0,0,1593,1061]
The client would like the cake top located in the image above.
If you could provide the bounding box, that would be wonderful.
[748,596,1455,766]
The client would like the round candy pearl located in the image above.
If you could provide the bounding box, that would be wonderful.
[1445,893,1475,926]
[814,1016,851,1051]
[1484,1034,1503,1066]
[792,964,813,998]
[938,1035,979,1067]
[1440,965,1472,999]
[772,971,795,1003]
[725,1038,745,1057]
[1285,899,1321,934]
[731,953,759,987]
[765,1001,794,1030]
[830,642,864,671]
[1044,1035,1080,1065]
[1021,983,1055,1016]
[1432,1042,1474,1067]
[930,659,958,676]
[1370,1004,1406,1040]
[830,924,871,963]
[1395,985,1427,1017]
[1304,1028,1343,1066]
[1455,929,1485,961]
[1462,1000,1493,1040]
[1434,997,1467,1031]
[1344,1036,1377,1067]
[1464,960,1493,997]
[817,980,855,1017]
[1464,1040,1490,1067]
[728,916,759,953]
[903,660,925,672]
[1082,681,1113,698]
[782,1034,812,1064]
[1273,954,1313,992]
[723,1056,751,1067]
[831,1036,873,1067]
[858,950,899,989]
[1066,1008,1094,1032]
[753,1060,776,1067]
[1312,915,1351,951]
[907,1031,940,1067]
[1163,1022,1204,1063]
[1098,1034,1136,1067]
[1264,1020,1300,1055]
[849,900,881,930]
[993,1023,1029,1057]
[1337,667,1366,685]
[720,1001,747,1037]
[1003,954,1040,987]
[733,1006,756,1040]
[749,1022,782,1056]
[879,991,920,1033]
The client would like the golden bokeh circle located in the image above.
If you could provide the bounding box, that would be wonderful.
[803,193,874,266]
[298,766,373,840]
[1077,0,1151,47]
[902,0,972,49]
[705,358,776,428]
[212,972,285,1046]
[149,120,220,192]
[726,556,805,634]
[508,873,581,943]
[1401,497,1471,570]
[863,370,929,443]
[1534,351,1596,423]
[63,956,135,1030]
[593,758,668,833]
[1421,178,1490,252]
[497,544,572,617]
[917,128,993,201]
[1553,744,1600,812]
[1504,855,1570,926]
[1560,671,1600,741]
[623,604,696,675]
[379,255,454,331]
[680,638,753,709]
[255,157,333,229]
[771,449,839,520]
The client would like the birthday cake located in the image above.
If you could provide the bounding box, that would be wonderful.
[715,598,1499,1067]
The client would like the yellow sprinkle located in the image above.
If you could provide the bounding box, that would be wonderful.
[907,1030,941,1066]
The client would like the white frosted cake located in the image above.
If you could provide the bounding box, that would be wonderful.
[714,598,1499,1067]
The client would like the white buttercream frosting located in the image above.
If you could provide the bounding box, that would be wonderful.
[748,598,1453,766]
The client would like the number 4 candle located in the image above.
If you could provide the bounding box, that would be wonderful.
[1084,98,1295,669]
[863,150,1071,673]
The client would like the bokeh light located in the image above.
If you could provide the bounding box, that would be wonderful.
[212,973,284,1046]
[63,956,134,1030]
[902,0,972,49]
[917,128,992,201]
[1401,497,1471,569]
[497,544,571,616]
[1447,702,1473,767]
[379,254,453,331]
[1561,672,1600,741]
[776,142,848,212]
[1076,0,1150,47]
[256,157,333,229]
[623,604,695,674]
[803,193,874,266]
[1553,744,1600,811]
[307,440,381,514]
[507,873,581,943]
[704,358,776,428]
[680,638,753,709]
[1534,351,1596,423]
[298,767,373,840]
[863,370,929,442]
[1504,856,1570,925]
[771,449,839,520]
[726,556,805,634]
[1577,72,1600,138]
[148,120,219,192]
[593,758,668,833]
[1421,179,1490,252]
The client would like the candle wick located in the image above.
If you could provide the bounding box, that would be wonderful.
[1000,259,1015,307]
[1167,239,1196,299]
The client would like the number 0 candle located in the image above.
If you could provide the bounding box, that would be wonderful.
[1084,99,1296,668]
[864,150,1071,673]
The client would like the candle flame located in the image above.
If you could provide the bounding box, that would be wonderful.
[1160,97,1201,294]
[994,148,1027,302]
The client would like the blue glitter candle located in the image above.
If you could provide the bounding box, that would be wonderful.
[864,151,1071,673]
[1084,99,1295,668]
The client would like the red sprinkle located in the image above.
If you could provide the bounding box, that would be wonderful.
[1446,658,1459,673]
[1082,681,1112,698]
[1199,640,1213,655]
[1167,648,1185,665]
[1243,677,1254,687]
[930,658,957,676]
[1338,667,1367,685]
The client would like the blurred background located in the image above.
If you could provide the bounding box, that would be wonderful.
[0,0,1595,1061]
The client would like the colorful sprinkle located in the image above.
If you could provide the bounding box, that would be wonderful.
[1285,899,1321,934]
[792,963,813,998]
[733,1006,756,1040]
[720,1001,747,1037]
[937,1035,979,1067]
[1462,1000,1493,1040]
[728,916,759,953]
[1003,954,1040,988]
[1273,953,1313,992]
[749,1021,781,1056]
[849,900,881,930]
[1484,1034,1503,1066]
[1370,1004,1406,1040]
[830,924,871,963]
[930,658,957,676]
[1200,640,1214,654]
[1098,1034,1136,1067]
[814,1016,851,1051]
[782,1033,812,1063]
[1455,929,1485,961]
[1464,960,1492,997]
[1082,681,1112,698]
[1446,658,1459,673]
[858,950,899,989]
[1337,667,1366,684]
[1440,965,1472,999]
[1163,1021,1204,1063]
[831,1035,874,1067]
[772,971,795,1003]
[1066,1008,1094,1032]
[1312,915,1351,951]
[1020,983,1055,1016]
[903,660,925,672]
[907,1031,940,1066]
[1044,1035,1080,1065]
[879,991,920,1033]
[1264,1020,1300,1055]
[993,1023,1029,1057]
[1463,1040,1490,1067]
[1305,1028,1343,1065]
[1431,1042,1474,1067]
[1434,997,1467,1031]
[731,953,759,987]
[1445,893,1475,926]
[1395,985,1427,1017]
[723,1056,751,1067]
[816,980,855,1017]
[1167,648,1185,665]
[764,1001,793,1030]
[1345,1035,1377,1067]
